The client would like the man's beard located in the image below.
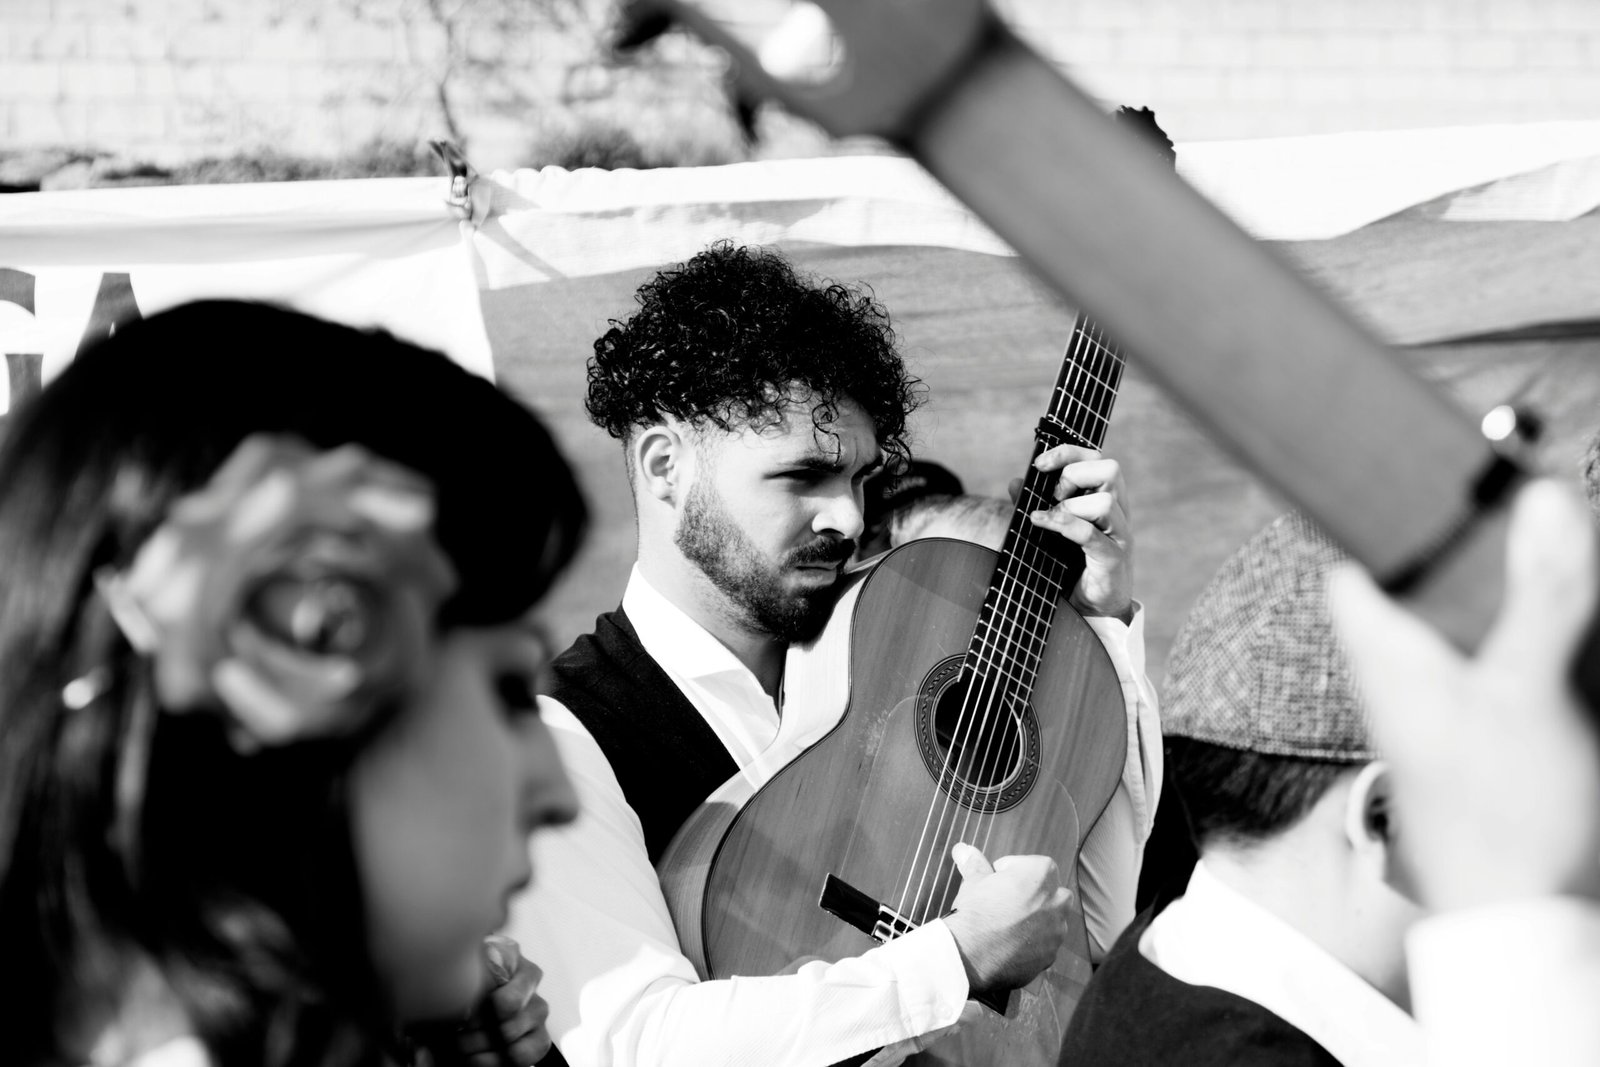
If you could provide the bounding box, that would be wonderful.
[674,479,856,644]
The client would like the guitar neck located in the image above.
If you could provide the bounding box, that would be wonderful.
[963,314,1127,693]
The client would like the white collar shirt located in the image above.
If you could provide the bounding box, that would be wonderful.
[622,565,783,769]
[1142,860,1424,1067]
[513,564,1161,1067]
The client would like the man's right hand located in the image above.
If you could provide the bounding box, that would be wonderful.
[941,842,1073,994]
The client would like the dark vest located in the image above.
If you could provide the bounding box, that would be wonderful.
[1059,909,1342,1067]
[548,607,740,864]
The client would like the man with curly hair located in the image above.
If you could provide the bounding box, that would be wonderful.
[509,243,1158,1067]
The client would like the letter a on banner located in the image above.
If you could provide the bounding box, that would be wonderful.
[74,272,143,358]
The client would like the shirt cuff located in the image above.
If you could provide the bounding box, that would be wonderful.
[1407,896,1600,1066]
[1085,599,1147,678]
[860,919,972,1032]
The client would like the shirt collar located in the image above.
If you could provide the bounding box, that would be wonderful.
[622,565,763,685]
[1141,860,1423,1067]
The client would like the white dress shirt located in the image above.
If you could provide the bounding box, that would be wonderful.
[510,566,1160,1067]
[1406,896,1600,1066]
[1142,861,1424,1067]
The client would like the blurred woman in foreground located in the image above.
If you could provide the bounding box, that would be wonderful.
[0,302,585,1067]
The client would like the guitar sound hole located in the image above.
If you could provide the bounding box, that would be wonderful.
[915,656,1041,813]
[933,680,1025,790]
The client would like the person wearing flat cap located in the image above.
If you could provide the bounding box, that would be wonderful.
[1059,513,1425,1067]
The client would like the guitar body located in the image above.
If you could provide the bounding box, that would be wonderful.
[659,536,1127,1067]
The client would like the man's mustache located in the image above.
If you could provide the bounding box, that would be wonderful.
[789,537,857,567]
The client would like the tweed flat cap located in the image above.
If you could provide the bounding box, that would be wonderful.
[1163,511,1376,761]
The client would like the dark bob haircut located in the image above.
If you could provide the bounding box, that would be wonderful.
[0,301,585,1067]
[585,241,924,467]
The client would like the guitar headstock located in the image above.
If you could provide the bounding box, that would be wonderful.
[614,0,993,140]
[1110,106,1176,168]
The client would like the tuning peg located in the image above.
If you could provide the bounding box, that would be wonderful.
[613,1,675,53]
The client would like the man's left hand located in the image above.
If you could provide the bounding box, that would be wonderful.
[1026,444,1133,622]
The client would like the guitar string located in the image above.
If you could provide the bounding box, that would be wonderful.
[903,316,1110,923]
[956,318,1125,912]
[952,318,1112,908]
[890,321,1091,924]
[939,324,1096,901]
[970,318,1120,874]
[918,317,1120,921]
[894,318,1128,926]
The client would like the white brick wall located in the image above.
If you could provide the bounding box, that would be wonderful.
[2,0,1598,168]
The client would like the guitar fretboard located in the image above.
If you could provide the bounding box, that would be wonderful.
[962,314,1128,698]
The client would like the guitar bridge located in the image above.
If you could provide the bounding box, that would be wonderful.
[818,873,1008,1016]
[819,873,918,943]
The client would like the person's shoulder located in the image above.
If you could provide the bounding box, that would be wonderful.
[1060,911,1340,1067]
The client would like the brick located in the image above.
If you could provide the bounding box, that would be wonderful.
[1318,31,1386,66]
[1557,69,1600,102]
[1549,0,1600,31]
[325,22,402,63]
[1415,0,1487,32]
[1480,0,1544,33]
[1250,31,1329,67]
[215,61,297,101]
[1491,71,1563,104]
[4,61,62,100]
[1519,36,1588,68]
[1074,3,1154,31]
[11,101,91,144]
[1280,5,1352,31]
[1178,32,1254,68]
[244,24,324,63]
[1225,69,1292,102]
[137,62,183,99]
[87,101,169,142]
[1379,32,1454,68]
[165,62,219,97]
[1341,1,1422,31]
[1426,71,1490,103]
[1353,72,1431,103]
[174,99,240,141]
[1116,30,1186,66]
[13,22,90,60]
[168,24,247,61]
[58,60,141,99]
[1045,28,1118,67]
[88,21,170,61]
[1454,35,1519,68]
[282,64,335,102]
[1,0,56,17]
[1216,0,1285,31]
[1151,68,1226,100]
[1289,72,1357,103]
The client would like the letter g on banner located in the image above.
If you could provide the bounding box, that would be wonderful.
[0,268,44,417]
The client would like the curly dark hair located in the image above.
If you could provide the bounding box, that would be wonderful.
[586,242,923,466]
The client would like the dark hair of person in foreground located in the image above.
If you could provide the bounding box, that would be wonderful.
[0,301,585,1067]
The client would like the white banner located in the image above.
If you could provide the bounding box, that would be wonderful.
[0,176,493,413]
[473,119,1600,291]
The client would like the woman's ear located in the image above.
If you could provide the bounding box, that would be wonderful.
[633,424,688,505]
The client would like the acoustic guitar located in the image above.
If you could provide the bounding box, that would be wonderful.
[659,293,1147,1064]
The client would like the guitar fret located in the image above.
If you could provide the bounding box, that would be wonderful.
[1052,360,1119,396]
[963,313,1126,696]
[972,613,1049,653]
